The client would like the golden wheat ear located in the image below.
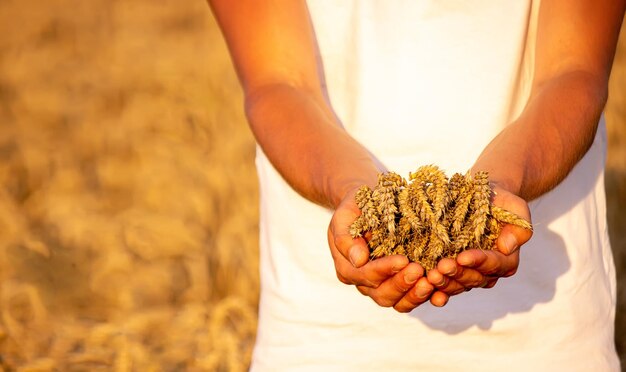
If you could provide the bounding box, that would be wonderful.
[353,167,532,266]
[490,205,533,231]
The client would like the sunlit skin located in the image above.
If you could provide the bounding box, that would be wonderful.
[210,0,625,311]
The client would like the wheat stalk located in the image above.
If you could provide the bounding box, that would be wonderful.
[350,166,532,270]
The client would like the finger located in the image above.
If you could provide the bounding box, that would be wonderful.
[327,223,375,286]
[327,228,361,285]
[360,255,409,286]
[457,249,519,277]
[496,224,533,255]
[358,263,424,307]
[430,290,449,307]
[393,277,434,313]
[433,259,484,292]
[483,277,499,288]
[490,185,533,255]
[328,209,369,268]
[426,269,466,296]
[337,254,409,288]
[437,258,460,277]
[427,267,446,287]
[437,259,486,289]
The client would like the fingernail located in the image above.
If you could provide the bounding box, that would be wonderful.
[440,296,449,306]
[416,286,431,299]
[392,259,407,273]
[503,234,519,254]
[444,266,457,276]
[458,255,474,266]
[436,277,447,287]
[404,272,419,285]
[349,247,360,267]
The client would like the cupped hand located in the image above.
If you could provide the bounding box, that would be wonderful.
[427,185,533,298]
[328,188,434,312]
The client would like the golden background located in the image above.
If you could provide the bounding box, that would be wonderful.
[0,1,623,370]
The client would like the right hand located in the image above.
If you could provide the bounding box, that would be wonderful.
[327,187,435,312]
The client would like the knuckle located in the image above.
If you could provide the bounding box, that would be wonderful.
[451,266,464,279]
[356,285,369,296]
[370,295,384,306]
[449,287,466,296]
[334,264,354,284]
[479,265,500,276]
[503,267,518,277]
[333,235,346,250]
[378,298,396,307]
[336,272,350,285]
[485,279,499,288]
[406,293,425,306]
[361,275,379,288]
[392,279,410,293]
[435,281,453,292]
[456,276,477,288]
[371,293,394,307]
[394,304,412,313]
[459,273,484,288]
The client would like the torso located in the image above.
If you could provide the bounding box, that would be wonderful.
[251,1,619,370]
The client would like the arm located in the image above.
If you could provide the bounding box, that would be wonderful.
[209,0,433,309]
[475,0,625,200]
[430,0,625,298]
[210,0,375,208]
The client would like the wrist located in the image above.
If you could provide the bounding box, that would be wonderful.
[489,178,523,199]
[470,165,524,199]
[328,170,379,210]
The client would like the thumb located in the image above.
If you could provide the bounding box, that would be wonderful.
[329,194,370,268]
[496,224,532,255]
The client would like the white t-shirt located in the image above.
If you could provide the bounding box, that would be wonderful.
[251,1,619,370]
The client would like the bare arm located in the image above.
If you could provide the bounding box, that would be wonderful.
[209,0,378,208]
[475,0,625,199]
[209,0,432,309]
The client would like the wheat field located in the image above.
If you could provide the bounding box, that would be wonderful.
[0,2,624,370]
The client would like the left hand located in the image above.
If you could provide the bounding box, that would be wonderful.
[426,184,533,303]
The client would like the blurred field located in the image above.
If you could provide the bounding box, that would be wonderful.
[0,2,623,371]
[0,1,258,370]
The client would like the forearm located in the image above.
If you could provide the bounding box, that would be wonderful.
[209,1,379,208]
[473,70,607,200]
[246,83,380,209]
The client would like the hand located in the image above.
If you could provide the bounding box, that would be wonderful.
[327,187,435,312]
[427,185,533,300]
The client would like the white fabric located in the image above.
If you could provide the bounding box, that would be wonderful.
[251,1,619,370]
